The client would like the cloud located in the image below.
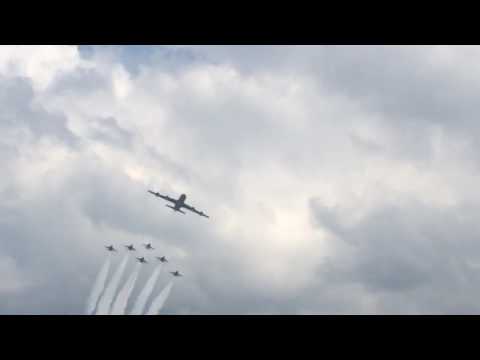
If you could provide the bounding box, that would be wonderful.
[1,45,480,314]
[0,45,84,90]
[0,76,78,146]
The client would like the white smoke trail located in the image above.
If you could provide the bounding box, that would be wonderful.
[110,263,141,315]
[145,281,173,315]
[130,265,163,315]
[96,255,129,315]
[85,255,111,315]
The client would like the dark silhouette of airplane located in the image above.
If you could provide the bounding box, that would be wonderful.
[105,245,117,252]
[125,244,136,251]
[156,256,168,263]
[170,270,183,277]
[148,190,209,219]
[143,243,154,250]
[136,257,148,264]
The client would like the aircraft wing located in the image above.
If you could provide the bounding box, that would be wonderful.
[148,190,177,204]
[182,203,209,218]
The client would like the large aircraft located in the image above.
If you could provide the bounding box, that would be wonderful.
[170,270,183,277]
[136,257,148,264]
[148,190,209,219]
[125,244,136,251]
[156,256,168,263]
[105,245,117,252]
[143,243,154,250]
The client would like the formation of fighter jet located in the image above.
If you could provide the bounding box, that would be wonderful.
[148,190,209,219]
[156,256,168,263]
[101,245,183,276]
[143,243,154,250]
[136,257,148,264]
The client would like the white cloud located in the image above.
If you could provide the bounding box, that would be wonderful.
[0,45,88,90]
[112,64,132,99]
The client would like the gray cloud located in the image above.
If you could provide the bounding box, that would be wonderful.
[89,116,134,148]
[186,46,480,163]
[47,66,108,96]
[310,199,480,313]
[0,75,78,147]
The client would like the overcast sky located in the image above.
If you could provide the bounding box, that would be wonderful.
[2,45,480,314]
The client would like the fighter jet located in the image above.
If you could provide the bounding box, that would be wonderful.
[143,243,154,250]
[125,244,136,251]
[105,245,117,252]
[148,190,210,219]
[170,270,183,277]
[136,257,148,264]
[156,256,168,263]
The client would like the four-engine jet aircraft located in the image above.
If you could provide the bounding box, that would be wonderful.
[156,256,168,263]
[143,243,154,250]
[148,190,209,219]
[136,257,148,264]
[105,245,117,252]
[125,244,136,251]
[170,270,183,277]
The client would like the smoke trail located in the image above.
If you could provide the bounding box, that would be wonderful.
[110,263,141,315]
[130,265,163,315]
[85,255,111,315]
[96,255,129,315]
[145,281,173,315]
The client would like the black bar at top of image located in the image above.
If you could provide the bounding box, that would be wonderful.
[1,6,479,45]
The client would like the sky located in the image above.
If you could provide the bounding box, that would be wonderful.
[2,45,480,314]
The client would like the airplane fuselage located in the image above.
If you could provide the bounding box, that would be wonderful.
[175,194,187,208]
[166,194,187,213]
